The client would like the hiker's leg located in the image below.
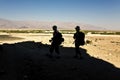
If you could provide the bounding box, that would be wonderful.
[78,47,82,58]
[75,45,79,56]
[55,45,60,55]
[75,43,81,57]
[55,45,61,58]
[49,44,54,55]
[75,45,82,58]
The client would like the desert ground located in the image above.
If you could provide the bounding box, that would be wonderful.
[0,33,120,80]
[0,33,120,67]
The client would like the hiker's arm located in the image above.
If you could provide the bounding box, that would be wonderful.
[73,34,76,39]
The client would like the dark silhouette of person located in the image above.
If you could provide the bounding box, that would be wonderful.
[73,26,85,59]
[49,25,63,58]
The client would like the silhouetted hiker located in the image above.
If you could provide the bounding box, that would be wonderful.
[48,25,64,58]
[73,26,85,59]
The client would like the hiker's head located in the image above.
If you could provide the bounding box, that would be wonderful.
[75,26,80,31]
[52,25,57,31]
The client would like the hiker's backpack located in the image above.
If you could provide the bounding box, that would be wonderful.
[52,32,64,45]
[58,32,64,45]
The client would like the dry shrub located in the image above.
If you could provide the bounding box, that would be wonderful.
[86,40,92,44]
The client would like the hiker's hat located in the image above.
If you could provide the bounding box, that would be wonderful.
[52,25,57,29]
[75,26,80,30]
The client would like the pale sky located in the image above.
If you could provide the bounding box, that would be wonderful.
[0,0,120,30]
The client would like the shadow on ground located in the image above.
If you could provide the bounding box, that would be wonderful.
[0,41,120,80]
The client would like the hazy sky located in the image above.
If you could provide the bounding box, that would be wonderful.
[0,0,120,30]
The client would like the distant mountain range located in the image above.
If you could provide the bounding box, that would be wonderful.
[0,18,106,30]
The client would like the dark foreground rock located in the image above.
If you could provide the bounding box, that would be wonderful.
[0,41,120,80]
